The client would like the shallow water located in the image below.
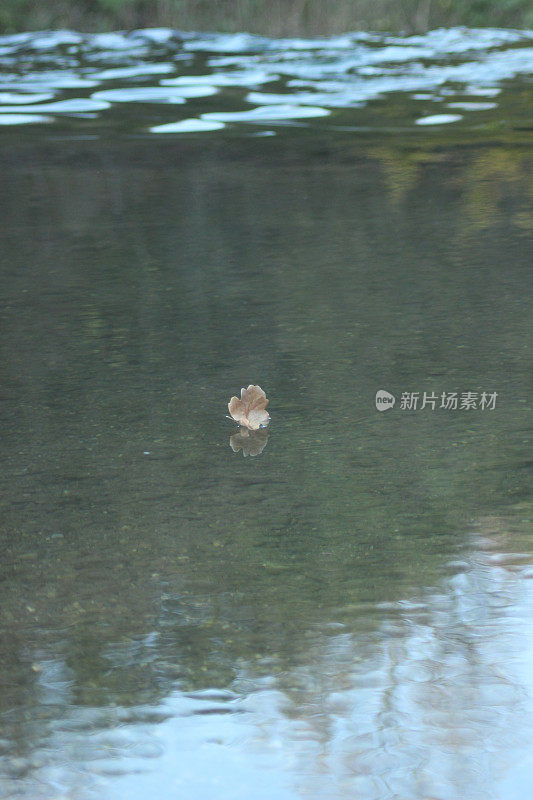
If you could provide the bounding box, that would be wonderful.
[1,26,533,800]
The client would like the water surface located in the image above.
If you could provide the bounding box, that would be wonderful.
[0,26,532,132]
[0,26,532,800]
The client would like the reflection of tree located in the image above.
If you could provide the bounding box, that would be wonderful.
[2,511,532,798]
[368,145,425,205]
[368,144,533,237]
[459,148,533,235]
[231,511,533,799]
[1,136,531,634]
[1,137,531,795]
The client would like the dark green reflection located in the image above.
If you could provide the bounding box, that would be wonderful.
[0,134,531,723]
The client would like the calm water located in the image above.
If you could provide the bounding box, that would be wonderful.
[1,26,532,800]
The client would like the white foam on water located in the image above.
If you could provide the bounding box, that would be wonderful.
[150,118,225,133]
[0,113,52,124]
[202,104,330,122]
[415,113,463,125]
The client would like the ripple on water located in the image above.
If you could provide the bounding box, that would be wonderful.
[0,113,52,125]
[161,70,279,87]
[415,113,463,125]
[88,63,176,81]
[202,104,330,123]
[90,32,146,51]
[92,85,218,103]
[13,30,83,51]
[0,92,54,104]
[465,86,501,96]
[0,98,111,114]
[181,32,272,53]
[0,27,531,133]
[150,118,226,133]
[246,90,364,108]
[446,101,498,110]
[4,73,99,90]
[130,28,179,45]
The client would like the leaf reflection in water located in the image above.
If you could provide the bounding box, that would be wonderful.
[229,427,269,457]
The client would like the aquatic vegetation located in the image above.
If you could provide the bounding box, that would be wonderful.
[228,385,270,430]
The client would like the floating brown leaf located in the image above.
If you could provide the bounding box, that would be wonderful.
[228,384,270,430]
[230,428,269,457]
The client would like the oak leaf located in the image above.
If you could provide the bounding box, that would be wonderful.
[228,385,270,431]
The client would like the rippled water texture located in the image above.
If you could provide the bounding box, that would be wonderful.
[0,26,532,131]
[1,24,533,800]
